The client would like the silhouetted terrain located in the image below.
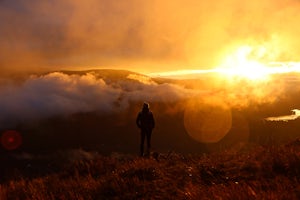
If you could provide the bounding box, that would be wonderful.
[1,141,300,199]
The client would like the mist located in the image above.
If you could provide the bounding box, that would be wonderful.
[265,109,300,122]
[0,69,298,154]
[0,71,196,128]
[1,0,300,73]
[0,69,299,130]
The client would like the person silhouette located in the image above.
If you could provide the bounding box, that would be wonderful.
[136,102,155,157]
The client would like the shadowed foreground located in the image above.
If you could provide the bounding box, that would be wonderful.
[1,142,300,199]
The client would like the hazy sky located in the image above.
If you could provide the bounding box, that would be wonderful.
[1,0,300,73]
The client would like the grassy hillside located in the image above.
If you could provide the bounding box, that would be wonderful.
[1,142,300,199]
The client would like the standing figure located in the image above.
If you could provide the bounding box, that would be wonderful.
[136,102,155,157]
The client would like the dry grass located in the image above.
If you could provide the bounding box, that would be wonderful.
[1,144,300,199]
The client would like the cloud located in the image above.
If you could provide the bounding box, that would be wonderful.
[265,109,300,122]
[0,72,119,127]
[0,68,299,129]
[1,0,300,73]
[0,71,196,128]
[126,74,156,85]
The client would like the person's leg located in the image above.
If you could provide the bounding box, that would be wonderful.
[140,130,146,156]
[145,130,152,156]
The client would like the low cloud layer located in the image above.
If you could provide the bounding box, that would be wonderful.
[265,109,300,122]
[0,69,299,154]
[0,71,196,128]
[0,69,299,129]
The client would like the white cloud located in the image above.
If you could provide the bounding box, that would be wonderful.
[0,70,298,128]
[0,72,195,128]
[265,109,300,122]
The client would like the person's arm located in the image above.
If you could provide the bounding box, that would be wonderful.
[151,112,155,129]
[136,113,141,128]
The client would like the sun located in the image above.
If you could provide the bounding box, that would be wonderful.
[217,45,271,80]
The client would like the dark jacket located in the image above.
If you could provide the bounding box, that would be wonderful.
[136,108,155,131]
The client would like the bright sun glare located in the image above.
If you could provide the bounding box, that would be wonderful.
[217,45,271,80]
[149,45,300,80]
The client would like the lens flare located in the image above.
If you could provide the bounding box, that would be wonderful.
[1,130,22,150]
[184,98,232,143]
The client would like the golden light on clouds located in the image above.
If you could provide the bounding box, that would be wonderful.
[151,39,300,82]
[215,43,300,81]
[216,45,272,81]
[1,0,300,73]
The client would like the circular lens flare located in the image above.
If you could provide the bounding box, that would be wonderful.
[184,98,232,143]
[1,130,22,150]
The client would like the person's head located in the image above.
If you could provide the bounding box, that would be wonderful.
[142,102,149,111]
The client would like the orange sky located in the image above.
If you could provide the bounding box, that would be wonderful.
[1,0,300,74]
